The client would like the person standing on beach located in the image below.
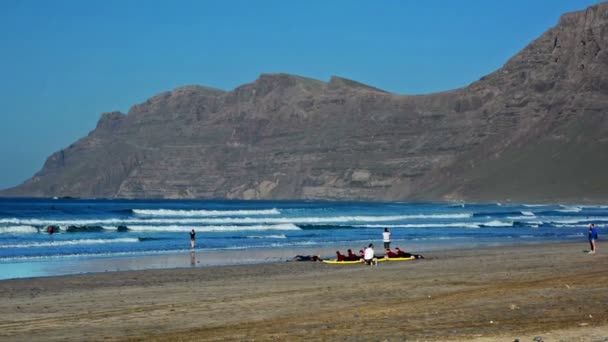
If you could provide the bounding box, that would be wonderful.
[588,223,598,254]
[190,229,196,249]
[383,228,391,249]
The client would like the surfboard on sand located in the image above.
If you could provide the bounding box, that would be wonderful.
[322,256,416,264]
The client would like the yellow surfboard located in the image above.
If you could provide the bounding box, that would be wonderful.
[322,259,363,264]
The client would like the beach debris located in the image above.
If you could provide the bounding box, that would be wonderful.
[489,320,494,324]
[509,304,520,310]
[512,339,520,342]
[565,284,571,289]
[533,336,544,342]
[579,322,589,326]
[589,314,593,318]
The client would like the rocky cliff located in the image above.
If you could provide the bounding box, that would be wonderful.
[3,3,608,202]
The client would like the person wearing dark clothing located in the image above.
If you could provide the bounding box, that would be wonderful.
[346,249,359,261]
[588,223,598,254]
[384,248,399,258]
[190,229,196,249]
[395,247,425,259]
[293,255,322,262]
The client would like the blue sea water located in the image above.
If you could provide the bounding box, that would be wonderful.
[0,198,604,279]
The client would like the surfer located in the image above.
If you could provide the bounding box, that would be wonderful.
[190,229,196,249]
[346,249,359,261]
[292,255,322,262]
[384,248,399,258]
[335,251,346,261]
[395,247,425,259]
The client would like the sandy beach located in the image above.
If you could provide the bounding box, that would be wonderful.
[1,241,607,341]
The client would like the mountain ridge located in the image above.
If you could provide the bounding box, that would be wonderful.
[2,2,608,203]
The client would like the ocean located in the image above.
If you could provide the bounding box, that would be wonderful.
[0,198,604,280]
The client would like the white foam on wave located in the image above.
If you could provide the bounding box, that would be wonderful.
[132,208,281,217]
[125,224,300,232]
[0,238,139,249]
[521,211,535,216]
[551,217,608,225]
[411,236,468,241]
[246,234,287,239]
[0,226,39,234]
[558,206,582,213]
[360,223,480,229]
[553,223,595,228]
[0,213,473,227]
[481,220,513,227]
[507,216,540,221]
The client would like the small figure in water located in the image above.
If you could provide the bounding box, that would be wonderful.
[190,229,196,249]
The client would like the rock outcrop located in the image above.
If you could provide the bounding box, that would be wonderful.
[2,3,608,203]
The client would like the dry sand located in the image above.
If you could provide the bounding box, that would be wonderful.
[0,242,607,341]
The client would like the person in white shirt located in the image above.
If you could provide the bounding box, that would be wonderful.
[363,244,377,266]
[383,228,391,249]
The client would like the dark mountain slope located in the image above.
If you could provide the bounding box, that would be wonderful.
[2,2,608,202]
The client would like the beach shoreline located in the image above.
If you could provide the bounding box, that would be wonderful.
[1,241,607,341]
[0,237,570,280]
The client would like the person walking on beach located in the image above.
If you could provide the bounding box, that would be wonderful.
[383,228,391,249]
[588,223,598,254]
[190,229,196,249]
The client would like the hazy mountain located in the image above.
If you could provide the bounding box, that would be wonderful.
[2,3,608,203]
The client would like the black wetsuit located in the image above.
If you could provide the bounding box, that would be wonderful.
[294,255,320,261]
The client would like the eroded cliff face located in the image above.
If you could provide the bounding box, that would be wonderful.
[3,3,608,202]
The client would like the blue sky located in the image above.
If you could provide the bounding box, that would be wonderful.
[0,0,601,190]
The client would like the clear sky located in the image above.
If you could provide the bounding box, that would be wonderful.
[0,0,601,190]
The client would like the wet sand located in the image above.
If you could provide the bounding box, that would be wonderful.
[1,242,607,341]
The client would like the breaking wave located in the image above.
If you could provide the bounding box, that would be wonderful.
[0,226,39,234]
[125,224,300,232]
[0,238,139,248]
[0,213,472,227]
[132,208,281,217]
